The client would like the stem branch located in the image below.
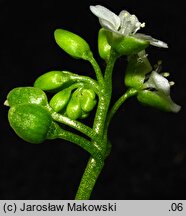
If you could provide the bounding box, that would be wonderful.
[106,88,138,128]
[103,88,137,143]
[53,125,103,160]
[51,111,102,144]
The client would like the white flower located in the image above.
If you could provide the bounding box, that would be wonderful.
[90,5,168,48]
[145,71,171,95]
[144,71,181,112]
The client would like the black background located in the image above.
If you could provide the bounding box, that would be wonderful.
[0,0,186,199]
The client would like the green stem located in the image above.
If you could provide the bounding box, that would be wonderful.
[93,49,118,139]
[103,88,137,144]
[87,56,104,87]
[67,82,85,91]
[70,74,100,95]
[75,157,104,200]
[50,111,102,144]
[51,124,103,161]
[75,50,118,200]
[106,88,138,128]
[104,49,118,97]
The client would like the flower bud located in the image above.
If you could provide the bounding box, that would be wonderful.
[98,28,111,61]
[66,89,82,120]
[8,104,53,144]
[107,31,149,56]
[34,71,73,91]
[49,88,71,112]
[80,88,97,112]
[80,110,90,119]
[137,90,181,113]
[54,29,92,60]
[6,87,48,107]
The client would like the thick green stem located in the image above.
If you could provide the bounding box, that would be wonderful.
[93,49,118,139]
[75,50,118,200]
[75,157,104,200]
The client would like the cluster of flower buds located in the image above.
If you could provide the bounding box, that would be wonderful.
[5,70,97,143]
[34,71,97,120]
[4,23,99,144]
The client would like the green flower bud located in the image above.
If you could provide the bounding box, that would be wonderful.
[98,28,111,61]
[137,90,181,113]
[107,31,149,56]
[66,89,82,120]
[8,104,53,144]
[80,110,90,119]
[49,88,71,112]
[6,87,48,107]
[80,88,97,112]
[54,29,92,60]
[124,51,152,89]
[34,71,73,91]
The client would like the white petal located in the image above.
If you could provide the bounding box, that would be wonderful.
[149,39,168,48]
[119,11,144,35]
[135,33,152,40]
[99,18,117,32]
[135,33,168,48]
[90,5,120,31]
[118,10,131,34]
[147,71,170,95]
[118,10,130,20]
[4,100,9,106]
[169,99,181,113]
